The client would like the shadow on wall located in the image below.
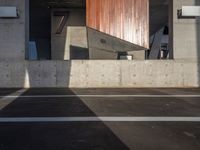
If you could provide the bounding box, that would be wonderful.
[24,60,72,88]
[22,1,91,89]
[0,89,130,150]
[70,45,89,60]
[27,8,74,88]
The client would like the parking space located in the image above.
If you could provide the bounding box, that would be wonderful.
[0,88,200,150]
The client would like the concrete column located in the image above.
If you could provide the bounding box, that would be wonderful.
[173,0,200,60]
[0,0,28,61]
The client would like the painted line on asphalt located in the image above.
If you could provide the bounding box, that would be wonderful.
[0,89,27,110]
[1,95,200,98]
[0,117,200,122]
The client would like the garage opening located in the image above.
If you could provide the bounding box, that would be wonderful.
[148,0,173,60]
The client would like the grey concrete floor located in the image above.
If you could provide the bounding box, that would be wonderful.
[0,88,200,150]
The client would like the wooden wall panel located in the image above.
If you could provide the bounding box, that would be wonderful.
[86,0,149,48]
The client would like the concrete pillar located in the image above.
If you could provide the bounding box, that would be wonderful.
[173,0,200,60]
[0,0,28,61]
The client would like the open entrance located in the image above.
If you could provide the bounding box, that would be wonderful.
[148,0,173,60]
[28,0,86,60]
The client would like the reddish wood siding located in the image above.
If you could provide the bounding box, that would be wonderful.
[86,0,149,48]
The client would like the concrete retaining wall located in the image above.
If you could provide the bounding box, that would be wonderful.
[0,60,199,88]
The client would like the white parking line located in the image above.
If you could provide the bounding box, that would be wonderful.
[0,117,200,122]
[1,95,200,98]
[0,89,27,110]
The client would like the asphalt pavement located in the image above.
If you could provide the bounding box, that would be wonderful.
[0,88,200,150]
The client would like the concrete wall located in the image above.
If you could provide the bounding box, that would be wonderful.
[51,25,146,60]
[0,60,198,88]
[0,0,28,61]
[0,0,200,88]
[51,9,86,60]
[173,0,200,60]
[51,26,88,60]
[87,28,146,60]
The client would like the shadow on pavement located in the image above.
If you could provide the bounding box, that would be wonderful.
[0,88,130,150]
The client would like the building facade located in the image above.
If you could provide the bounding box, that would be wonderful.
[0,0,199,88]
